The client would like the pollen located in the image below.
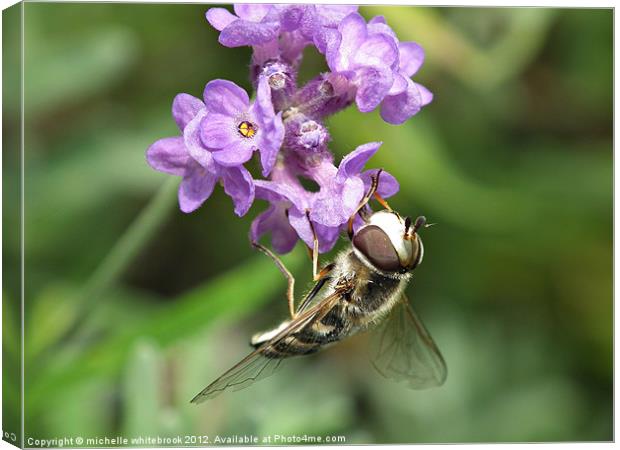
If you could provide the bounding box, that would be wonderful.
[237,121,257,138]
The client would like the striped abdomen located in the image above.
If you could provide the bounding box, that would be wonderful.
[252,304,353,359]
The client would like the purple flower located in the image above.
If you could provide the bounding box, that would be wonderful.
[251,174,308,254]
[325,13,432,124]
[295,5,358,53]
[369,16,433,124]
[196,77,284,177]
[206,4,280,48]
[206,4,358,57]
[146,94,255,216]
[309,142,398,228]
[251,175,342,254]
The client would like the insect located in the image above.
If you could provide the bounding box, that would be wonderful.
[190,172,447,404]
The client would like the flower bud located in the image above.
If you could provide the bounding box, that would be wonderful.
[284,117,333,170]
[294,73,356,119]
[252,60,297,112]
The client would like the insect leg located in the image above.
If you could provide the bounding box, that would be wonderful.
[305,210,322,281]
[252,242,297,318]
[347,169,383,239]
[373,191,393,212]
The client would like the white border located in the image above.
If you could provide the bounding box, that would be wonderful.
[0,2,614,450]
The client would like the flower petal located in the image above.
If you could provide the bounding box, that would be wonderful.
[316,5,358,27]
[288,207,314,248]
[218,19,280,47]
[369,15,387,25]
[279,5,305,31]
[311,176,364,228]
[250,204,298,254]
[205,8,237,31]
[327,12,367,72]
[222,166,255,217]
[399,41,425,77]
[314,222,343,252]
[251,77,285,176]
[361,169,399,198]
[172,94,204,131]
[353,33,398,69]
[178,165,218,213]
[416,82,434,106]
[367,21,398,42]
[199,113,236,150]
[211,140,255,167]
[184,109,215,169]
[233,4,272,22]
[311,28,331,55]
[254,179,306,209]
[380,78,423,125]
[252,75,276,122]
[388,73,408,96]
[355,65,393,112]
[323,27,342,60]
[337,141,382,181]
[340,176,365,217]
[146,137,190,176]
[310,192,343,227]
[290,207,341,253]
[203,79,249,116]
[257,113,284,177]
[301,5,358,53]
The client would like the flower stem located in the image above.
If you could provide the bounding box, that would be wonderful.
[77,178,178,318]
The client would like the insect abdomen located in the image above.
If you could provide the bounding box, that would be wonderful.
[260,336,321,359]
[252,305,351,359]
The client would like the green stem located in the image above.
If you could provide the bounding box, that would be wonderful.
[70,177,178,333]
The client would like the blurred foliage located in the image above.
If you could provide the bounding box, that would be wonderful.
[3,3,611,444]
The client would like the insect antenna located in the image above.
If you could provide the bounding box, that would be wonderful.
[347,169,383,239]
[412,216,427,234]
[404,216,413,239]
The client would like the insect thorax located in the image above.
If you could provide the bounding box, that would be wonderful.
[334,250,410,328]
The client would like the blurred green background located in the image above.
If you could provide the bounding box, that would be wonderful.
[3,3,612,444]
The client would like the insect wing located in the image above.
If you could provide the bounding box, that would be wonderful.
[190,292,341,403]
[296,274,332,314]
[370,295,447,389]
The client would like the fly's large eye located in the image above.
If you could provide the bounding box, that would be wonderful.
[353,225,401,272]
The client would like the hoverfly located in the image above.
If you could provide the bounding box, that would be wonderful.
[190,172,447,404]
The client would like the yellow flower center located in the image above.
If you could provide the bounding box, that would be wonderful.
[237,121,257,138]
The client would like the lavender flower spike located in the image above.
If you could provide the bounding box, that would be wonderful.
[148,5,432,253]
